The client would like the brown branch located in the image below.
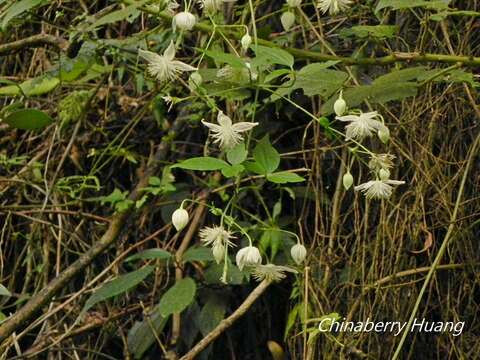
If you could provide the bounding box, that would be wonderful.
[0,34,68,56]
[179,279,272,360]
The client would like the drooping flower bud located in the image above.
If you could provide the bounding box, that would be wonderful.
[212,243,225,264]
[379,168,390,181]
[287,0,302,7]
[173,11,196,31]
[241,33,252,51]
[290,243,307,265]
[334,91,347,116]
[343,171,354,190]
[281,11,295,31]
[378,124,390,144]
[172,207,189,231]
[236,246,262,270]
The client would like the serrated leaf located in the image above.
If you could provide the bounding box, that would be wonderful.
[226,142,247,165]
[80,266,154,316]
[3,109,54,130]
[340,25,398,40]
[124,249,172,263]
[172,157,229,171]
[293,64,348,97]
[221,164,245,178]
[253,136,280,174]
[373,66,428,84]
[204,50,246,68]
[87,3,142,30]
[253,45,294,68]
[267,172,305,184]
[158,277,196,317]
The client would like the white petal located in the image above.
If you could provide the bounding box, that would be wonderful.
[232,122,258,132]
[201,120,223,132]
[172,60,197,72]
[385,180,405,185]
[138,49,161,63]
[217,111,232,127]
[164,41,176,60]
[336,115,359,122]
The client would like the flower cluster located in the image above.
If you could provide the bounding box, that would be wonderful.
[334,94,405,199]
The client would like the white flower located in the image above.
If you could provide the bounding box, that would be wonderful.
[317,0,352,15]
[343,172,354,190]
[198,0,222,13]
[368,153,395,172]
[172,207,189,231]
[336,111,384,141]
[236,246,262,270]
[166,0,180,14]
[138,41,197,82]
[334,91,347,116]
[287,0,302,7]
[281,11,295,31]
[202,111,258,149]
[252,264,297,282]
[199,225,235,247]
[354,179,405,199]
[173,11,196,31]
[379,168,390,181]
[290,243,307,265]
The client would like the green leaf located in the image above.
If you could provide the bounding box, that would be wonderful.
[340,25,398,40]
[373,66,428,84]
[226,142,247,165]
[172,157,229,171]
[267,172,305,184]
[253,136,280,174]
[158,277,197,317]
[198,295,226,336]
[128,309,168,359]
[80,266,154,316]
[182,247,214,262]
[87,3,142,30]
[0,284,11,297]
[221,164,245,178]
[124,249,172,263]
[204,50,246,68]
[376,0,451,12]
[0,76,60,97]
[253,45,294,68]
[293,64,348,97]
[1,0,44,30]
[3,109,54,130]
[243,160,266,175]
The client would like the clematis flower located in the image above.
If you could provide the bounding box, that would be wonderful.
[236,246,262,270]
[290,243,307,265]
[336,111,384,141]
[172,11,196,31]
[252,264,297,282]
[202,111,258,149]
[138,41,197,82]
[199,225,235,247]
[354,179,405,199]
[317,0,352,15]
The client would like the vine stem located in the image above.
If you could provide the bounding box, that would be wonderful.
[391,131,480,359]
[179,279,272,360]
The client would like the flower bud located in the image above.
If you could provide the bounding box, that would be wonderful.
[287,0,301,7]
[241,33,252,51]
[212,243,225,264]
[281,11,295,32]
[379,168,390,181]
[378,125,390,144]
[172,207,189,231]
[290,243,307,265]
[236,246,262,270]
[343,171,354,190]
[173,11,196,31]
[334,92,347,116]
[189,72,203,89]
